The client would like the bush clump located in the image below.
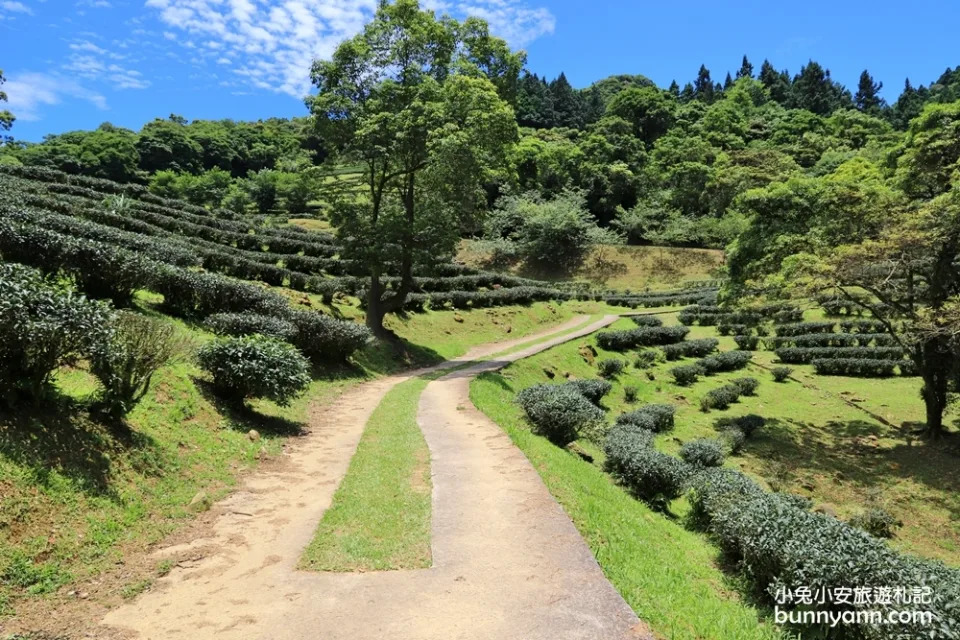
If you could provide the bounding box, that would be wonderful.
[286,310,372,363]
[634,348,663,369]
[733,334,759,350]
[597,358,625,379]
[771,366,793,382]
[604,424,689,508]
[848,507,902,539]
[630,315,663,327]
[670,364,703,386]
[616,403,676,433]
[516,383,604,446]
[661,338,719,361]
[623,385,638,403]
[700,384,743,412]
[596,325,689,351]
[680,438,727,467]
[205,313,297,341]
[0,263,114,403]
[731,377,759,396]
[91,312,187,417]
[197,335,312,406]
[563,379,612,406]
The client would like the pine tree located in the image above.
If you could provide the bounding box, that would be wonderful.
[736,55,754,79]
[854,70,885,113]
[516,72,554,128]
[694,64,715,103]
[889,78,929,130]
[668,80,680,98]
[549,72,585,129]
[679,82,695,103]
[759,59,791,105]
[724,72,734,89]
[791,60,849,115]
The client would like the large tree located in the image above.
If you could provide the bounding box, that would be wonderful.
[308,0,520,336]
[854,70,885,114]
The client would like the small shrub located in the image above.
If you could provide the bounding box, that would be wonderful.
[661,338,718,360]
[205,313,297,341]
[623,385,638,403]
[732,414,766,438]
[631,315,663,327]
[516,384,604,446]
[733,335,759,350]
[848,507,902,539]
[721,427,747,454]
[700,384,742,412]
[680,438,727,467]
[197,335,312,406]
[634,348,663,369]
[616,403,676,433]
[604,425,689,508]
[597,358,625,379]
[286,310,372,363]
[670,364,703,386]
[731,377,759,396]
[771,366,793,382]
[91,312,187,417]
[564,379,612,406]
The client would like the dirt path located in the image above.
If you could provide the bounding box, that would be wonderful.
[100,314,650,640]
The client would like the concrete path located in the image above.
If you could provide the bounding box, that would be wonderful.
[101,314,651,640]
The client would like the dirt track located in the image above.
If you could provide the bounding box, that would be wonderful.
[100,315,652,640]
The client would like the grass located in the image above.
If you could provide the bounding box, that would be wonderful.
[470,368,787,640]
[458,240,724,290]
[300,377,433,572]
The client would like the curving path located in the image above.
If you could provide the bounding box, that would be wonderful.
[101,314,652,640]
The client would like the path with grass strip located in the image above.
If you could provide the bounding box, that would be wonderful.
[101,314,650,640]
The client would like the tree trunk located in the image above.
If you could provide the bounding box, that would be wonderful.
[365,269,391,339]
[920,338,949,439]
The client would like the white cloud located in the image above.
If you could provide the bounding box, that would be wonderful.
[4,72,108,121]
[0,0,32,15]
[62,40,152,91]
[70,40,107,54]
[145,0,555,98]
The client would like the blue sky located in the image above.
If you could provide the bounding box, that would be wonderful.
[2,0,958,142]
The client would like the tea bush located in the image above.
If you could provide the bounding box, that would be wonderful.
[733,334,760,350]
[604,424,689,508]
[564,379,612,406]
[731,377,759,396]
[680,438,726,467]
[285,310,372,363]
[700,384,743,411]
[516,384,605,446]
[595,325,689,351]
[630,315,663,327]
[848,507,902,539]
[196,335,311,406]
[774,346,905,364]
[0,263,114,403]
[811,358,909,378]
[670,364,704,386]
[660,338,719,360]
[634,348,663,369]
[771,366,793,382]
[623,385,638,403]
[616,403,676,433]
[597,358,626,379]
[205,313,298,341]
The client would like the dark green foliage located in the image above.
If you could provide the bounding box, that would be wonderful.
[731,377,759,396]
[811,358,912,377]
[771,365,793,382]
[0,263,114,403]
[848,507,902,539]
[634,348,662,369]
[563,379,612,406]
[606,288,718,310]
[196,335,311,406]
[700,384,743,411]
[720,427,746,454]
[623,385,638,403]
[768,332,897,348]
[152,265,288,319]
[696,350,751,374]
[774,321,839,336]
[733,335,759,350]
[90,312,185,417]
[205,313,298,341]
[596,325,689,351]
[630,315,663,327]
[716,414,766,438]
[680,438,726,467]
[774,346,905,364]
[670,364,703,386]
[616,403,676,433]
[604,424,689,508]
[516,384,605,446]
[285,310,372,363]
[660,338,718,360]
[597,358,625,379]
[688,467,960,639]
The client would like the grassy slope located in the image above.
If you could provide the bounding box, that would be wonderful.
[0,295,609,619]
[458,240,724,290]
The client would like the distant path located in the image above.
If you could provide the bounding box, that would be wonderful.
[101,314,651,640]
